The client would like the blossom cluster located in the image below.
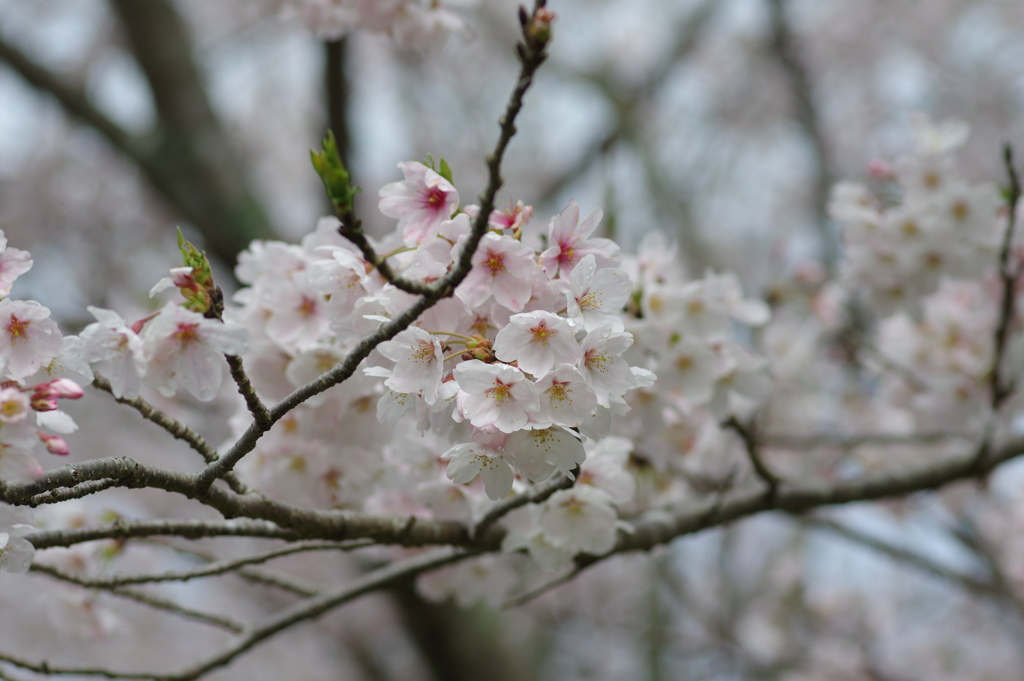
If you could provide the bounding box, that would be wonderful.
[830,115,1002,319]
[0,161,772,594]
[219,158,773,585]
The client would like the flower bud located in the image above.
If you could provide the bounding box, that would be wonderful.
[526,7,555,44]
[31,394,58,412]
[48,378,84,400]
[38,432,69,456]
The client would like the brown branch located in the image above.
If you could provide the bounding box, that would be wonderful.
[725,416,779,499]
[90,375,248,495]
[26,518,301,550]
[23,478,120,507]
[106,587,247,634]
[989,144,1021,408]
[31,540,369,589]
[803,516,1024,619]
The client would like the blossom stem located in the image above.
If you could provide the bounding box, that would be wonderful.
[425,330,476,342]
[377,245,416,261]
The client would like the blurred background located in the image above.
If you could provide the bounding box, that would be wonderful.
[4,0,1024,679]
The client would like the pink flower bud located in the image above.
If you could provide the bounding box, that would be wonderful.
[38,432,69,456]
[31,395,58,412]
[130,311,160,335]
[30,384,58,411]
[48,378,83,400]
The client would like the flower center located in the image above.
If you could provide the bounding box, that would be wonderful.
[486,380,511,405]
[6,315,29,343]
[530,321,554,345]
[585,350,609,373]
[558,244,576,266]
[483,249,506,276]
[546,381,570,404]
[411,340,436,362]
[298,295,318,318]
[424,186,447,210]
[174,322,199,345]
[579,291,598,311]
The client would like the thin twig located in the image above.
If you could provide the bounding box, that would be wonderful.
[139,539,322,597]
[474,466,577,540]
[503,565,581,608]
[24,479,120,507]
[225,355,273,430]
[973,145,1022,472]
[762,431,970,449]
[989,144,1021,408]
[725,416,779,500]
[0,650,171,680]
[803,516,1024,619]
[208,286,272,431]
[107,587,247,634]
[91,376,218,463]
[31,540,372,588]
[91,374,247,496]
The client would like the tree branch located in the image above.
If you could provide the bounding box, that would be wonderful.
[803,516,1024,618]
[26,519,301,550]
[31,540,371,588]
[106,586,247,634]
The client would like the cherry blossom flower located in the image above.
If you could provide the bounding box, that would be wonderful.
[489,200,533,232]
[501,505,576,573]
[504,426,586,483]
[578,437,636,505]
[539,485,621,555]
[0,388,28,424]
[139,303,249,401]
[453,360,539,433]
[455,233,536,312]
[0,232,32,298]
[376,327,444,405]
[417,213,471,268]
[565,254,633,332]
[417,555,520,609]
[0,503,34,574]
[662,339,719,405]
[79,307,145,399]
[261,272,331,353]
[493,311,580,378]
[0,442,41,483]
[442,441,514,500]
[531,364,598,429]
[236,240,308,286]
[578,323,635,408]
[307,245,372,320]
[540,200,620,278]
[379,161,459,246]
[0,299,64,381]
